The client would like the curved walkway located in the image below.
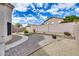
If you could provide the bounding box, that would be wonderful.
[6,35,22,45]
[5,34,54,56]
[5,34,28,51]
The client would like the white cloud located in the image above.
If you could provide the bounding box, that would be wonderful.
[30,4,36,10]
[14,3,31,12]
[15,4,27,12]
[12,14,47,25]
[75,8,79,13]
[23,14,38,21]
[12,17,28,24]
[35,3,44,8]
[43,3,49,9]
[39,14,48,21]
[66,3,76,8]
[63,12,70,17]
[46,3,76,15]
[39,9,45,13]
[26,17,38,21]
[14,3,44,12]
[58,3,75,9]
[12,17,21,24]
[46,8,59,14]
[52,3,76,9]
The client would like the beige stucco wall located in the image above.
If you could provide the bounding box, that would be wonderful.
[27,22,75,36]
[0,4,13,43]
[4,5,13,42]
[0,3,14,56]
[74,23,79,45]
[49,22,75,34]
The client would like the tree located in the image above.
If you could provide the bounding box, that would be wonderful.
[15,23,22,28]
[64,15,79,23]
[14,23,22,32]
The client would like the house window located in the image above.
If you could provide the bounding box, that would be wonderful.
[7,22,11,35]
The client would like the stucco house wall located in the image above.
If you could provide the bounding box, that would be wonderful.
[0,4,14,43]
[0,3,14,56]
[42,18,64,25]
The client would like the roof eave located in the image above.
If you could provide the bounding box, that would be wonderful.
[0,3,14,9]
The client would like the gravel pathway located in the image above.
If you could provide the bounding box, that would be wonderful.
[5,34,54,56]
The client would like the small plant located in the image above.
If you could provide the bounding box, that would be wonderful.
[64,32,71,36]
[43,32,46,34]
[52,35,56,39]
[23,30,29,33]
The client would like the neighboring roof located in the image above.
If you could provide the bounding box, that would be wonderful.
[0,3,14,8]
[41,17,64,25]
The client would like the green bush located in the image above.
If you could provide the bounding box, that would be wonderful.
[23,30,29,33]
[64,32,71,36]
[52,35,56,39]
[33,29,36,33]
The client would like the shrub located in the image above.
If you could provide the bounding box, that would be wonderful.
[64,32,71,36]
[33,29,36,33]
[23,30,29,33]
[43,32,46,34]
[52,35,56,39]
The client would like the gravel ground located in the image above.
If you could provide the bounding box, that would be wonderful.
[31,38,79,56]
[5,34,54,56]
[5,34,79,56]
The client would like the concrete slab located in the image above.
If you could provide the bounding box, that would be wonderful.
[5,34,55,56]
[31,39,79,56]
[5,34,28,51]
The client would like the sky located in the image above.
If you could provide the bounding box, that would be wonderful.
[12,3,79,26]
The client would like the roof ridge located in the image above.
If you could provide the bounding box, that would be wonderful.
[41,17,64,25]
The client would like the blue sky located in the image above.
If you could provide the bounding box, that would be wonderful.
[12,3,79,26]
